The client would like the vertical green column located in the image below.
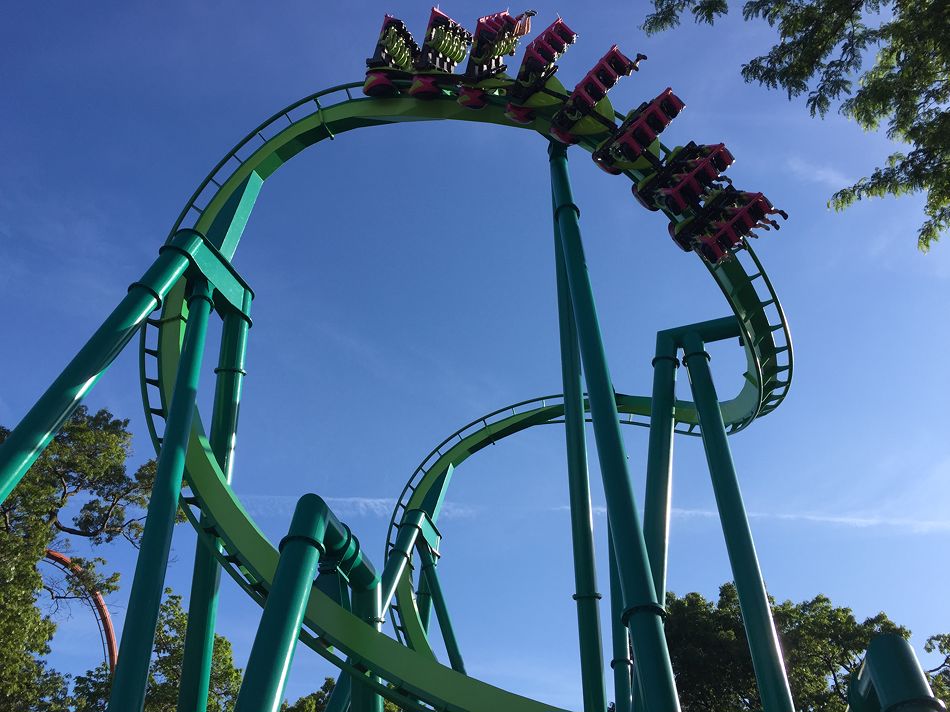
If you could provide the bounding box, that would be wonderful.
[644,331,678,601]
[608,529,633,712]
[555,217,607,712]
[417,544,466,673]
[0,250,191,505]
[380,510,426,616]
[107,278,214,712]
[548,141,680,712]
[681,332,794,712]
[233,494,326,712]
[178,304,251,712]
[417,572,433,632]
[854,635,945,712]
[351,587,384,712]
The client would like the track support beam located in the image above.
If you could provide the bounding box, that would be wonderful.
[178,305,251,712]
[0,250,192,505]
[549,140,680,712]
[417,544,466,674]
[233,495,327,712]
[108,278,214,712]
[554,206,608,712]
[681,331,795,712]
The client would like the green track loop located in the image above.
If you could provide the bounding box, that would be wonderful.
[138,80,793,712]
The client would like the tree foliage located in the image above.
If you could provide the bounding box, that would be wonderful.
[643,0,950,250]
[282,676,404,712]
[662,583,943,712]
[0,407,157,710]
[925,634,950,701]
[72,589,243,712]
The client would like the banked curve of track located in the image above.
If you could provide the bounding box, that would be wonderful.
[137,80,793,712]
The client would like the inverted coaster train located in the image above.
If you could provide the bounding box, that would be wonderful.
[0,8,943,712]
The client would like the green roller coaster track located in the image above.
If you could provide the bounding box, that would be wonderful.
[0,29,943,712]
[143,80,793,712]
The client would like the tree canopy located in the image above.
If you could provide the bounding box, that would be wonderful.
[643,0,950,250]
[71,589,243,712]
[0,407,158,711]
[663,583,945,712]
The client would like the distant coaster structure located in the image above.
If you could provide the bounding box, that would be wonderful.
[0,8,943,712]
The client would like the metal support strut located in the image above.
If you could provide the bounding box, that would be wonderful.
[178,305,251,712]
[681,331,795,712]
[108,278,214,712]
[554,204,607,712]
[548,140,680,712]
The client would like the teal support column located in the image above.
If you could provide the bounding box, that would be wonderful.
[850,635,946,712]
[319,570,354,712]
[326,505,413,712]
[178,304,251,712]
[608,529,633,712]
[325,674,353,712]
[417,544,466,674]
[379,509,427,616]
[644,332,678,602]
[351,587,384,712]
[548,141,680,712]
[554,218,607,712]
[681,332,794,712]
[233,494,326,712]
[0,250,191,505]
[107,278,214,712]
[417,572,433,632]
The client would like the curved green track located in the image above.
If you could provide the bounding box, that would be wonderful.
[139,80,792,712]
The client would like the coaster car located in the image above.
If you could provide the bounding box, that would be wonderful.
[549,46,645,144]
[409,8,473,99]
[591,88,683,173]
[363,15,421,97]
[669,187,787,264]
[505,18,577,124]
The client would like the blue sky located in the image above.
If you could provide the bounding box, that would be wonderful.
[3,1,950,708]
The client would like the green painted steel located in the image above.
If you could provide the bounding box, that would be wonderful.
[850,635,946,712]
[233,495,327,712]
[127,83,794,712]
[380,510,427,615]
[351,587,385,712]
[608,530,633,712]
[554,214,607,712]
[178,308,250,712]
[417,544,467,674]
[0,248,190,505]
[108,279,214,712]
[549,140,680,712]
[681,331,795,712]
[643,332,679,603]
[0,64,853,712]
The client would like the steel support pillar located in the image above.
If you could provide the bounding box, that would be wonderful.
[417,544,466,674]
[178,307,251,712]
[851,635,946,712]
[608,528,634,712]
[233,495,326,712]
[417,571,433,632]
[554,217,607,712]
[643,331,678,602]
[107,279,214,712]
[351,587,384,712]
[548,140,680,712]
[0,250,191,505]
[681,331,794,712]
[380,509,427,616]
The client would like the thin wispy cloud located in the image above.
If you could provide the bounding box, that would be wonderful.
[237,493,476,520]
[785,156,854,190]
[556,504,949,534]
